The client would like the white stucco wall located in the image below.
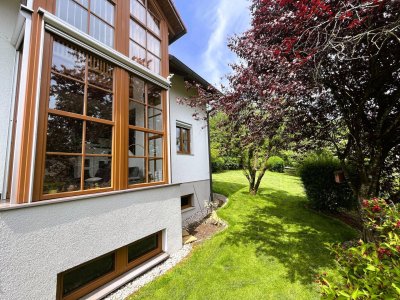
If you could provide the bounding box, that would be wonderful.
[0,0,20,197]
[0,186,182,300]
[169,75,210,184]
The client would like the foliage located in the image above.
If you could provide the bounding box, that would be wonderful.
[267,156,285,173]
[320,199,400,299]
[226,0,400,202]
[299,152,356,211]
[129,171,356,300]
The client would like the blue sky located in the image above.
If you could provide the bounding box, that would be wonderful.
[170,0,251,86]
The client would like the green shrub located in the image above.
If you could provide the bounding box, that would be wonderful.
[211,148,225,172]
[298,152,356,211]
[267,156,285,173]
[319,199,400,299]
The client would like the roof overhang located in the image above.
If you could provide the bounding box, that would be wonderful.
[156,0,187,44]
[169,55,212,89]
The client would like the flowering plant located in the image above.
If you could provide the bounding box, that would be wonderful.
[319,199,400,299]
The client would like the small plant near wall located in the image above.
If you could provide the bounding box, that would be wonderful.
[319,198,400,299]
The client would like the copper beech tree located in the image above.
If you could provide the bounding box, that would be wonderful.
[183,0,400,201]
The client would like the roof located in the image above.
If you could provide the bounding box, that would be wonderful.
[169,55,212,88]
[156,0,187,44]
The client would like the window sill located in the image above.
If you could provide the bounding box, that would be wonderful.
[177,152,194,156]
[181,206,195,213]
[0,183,180,212]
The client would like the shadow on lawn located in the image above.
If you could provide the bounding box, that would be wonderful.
[222,188,353,285]
[213,180,247,197]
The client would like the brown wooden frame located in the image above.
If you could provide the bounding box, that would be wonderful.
[176,126,191,155]
[56,231,163,300]
[13,0,170,203]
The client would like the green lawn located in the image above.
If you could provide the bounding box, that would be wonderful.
[129,170,357,300]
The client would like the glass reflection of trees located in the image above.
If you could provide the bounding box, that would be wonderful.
[43,39,114,195]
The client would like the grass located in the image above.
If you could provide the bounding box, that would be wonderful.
[128,170,357,300]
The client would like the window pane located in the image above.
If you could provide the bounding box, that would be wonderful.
[148,107,162,131]
[56,0,88,33]
[87,87,113,120]
[46,114,83,153]
[128,158,146,185]
[129,101,145,127]
[148,134,162,158]
[62,253,115,296]
[89,14,114,48]
[176,128,181,151]
[84,156,111,189]
[129,76,145,102]
[52,40,86,80]
[147,33,160,57]
[76,0,89,7]
[131,0,146,24]
[148,84,162,108]
[130,20,146,46]
[88,55,114,90]
[129,41,146,65]
[147,52,160,74]
[43,155,82,195]
[90,0,114,25]
[129,130,145,156]
[85,122,112,155]
[147,11,160,36]
[49,74,84,115]
[127,234,158,262]
[149,159,163,182]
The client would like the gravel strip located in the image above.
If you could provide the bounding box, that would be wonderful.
[103,244,193,300]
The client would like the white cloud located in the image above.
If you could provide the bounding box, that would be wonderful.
[202,0,251,86]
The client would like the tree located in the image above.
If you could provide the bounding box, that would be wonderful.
[228,0,400,205]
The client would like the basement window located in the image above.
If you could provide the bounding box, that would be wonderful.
[181,194,194,210]
[57,231,162,300]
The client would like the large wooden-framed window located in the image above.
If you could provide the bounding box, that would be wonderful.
[57,231,162,300]
[129,0,162,74]
[55,0,115,48]
[128,75,165,185]
[33,34,167,201]
[176,126,191,155]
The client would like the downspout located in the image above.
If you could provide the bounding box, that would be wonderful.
[207,111,213,202]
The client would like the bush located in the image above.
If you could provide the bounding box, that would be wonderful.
[211,148,225,173]
[319,199,400,299]
[298,152,356,211]
[267,156,285,173]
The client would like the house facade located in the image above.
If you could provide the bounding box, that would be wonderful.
[0,1,211,299]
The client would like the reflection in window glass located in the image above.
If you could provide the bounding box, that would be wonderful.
[148,85,162,108]
[44,156,82,195]
[129,76,145,102]
[129,101,145,128]
[87,87,113,120]
[47,115,83,153]
[62,252,115,296]
[52,40,86,80]
[88,55,114,90]
[85,122,112,155]
[128,158,146,185]
[149,159,163,182]
[129,130,145,156]
[49,74,85,114]
[84,157,112,189]
[128,234,158,262]
[148,134,162,158]
[148,107,162,131]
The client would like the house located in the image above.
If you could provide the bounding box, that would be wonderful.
[0,1,212,299]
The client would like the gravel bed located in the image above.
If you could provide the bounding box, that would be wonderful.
[103,244,193,300]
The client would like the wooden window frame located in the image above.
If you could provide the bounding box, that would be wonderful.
[54,0,116,48]
[32,33,169,202]
[181,194,193,210]
[12,0,170,204]
[56,231,162,300]
[129,0,163,74]
[176,126,191,155]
